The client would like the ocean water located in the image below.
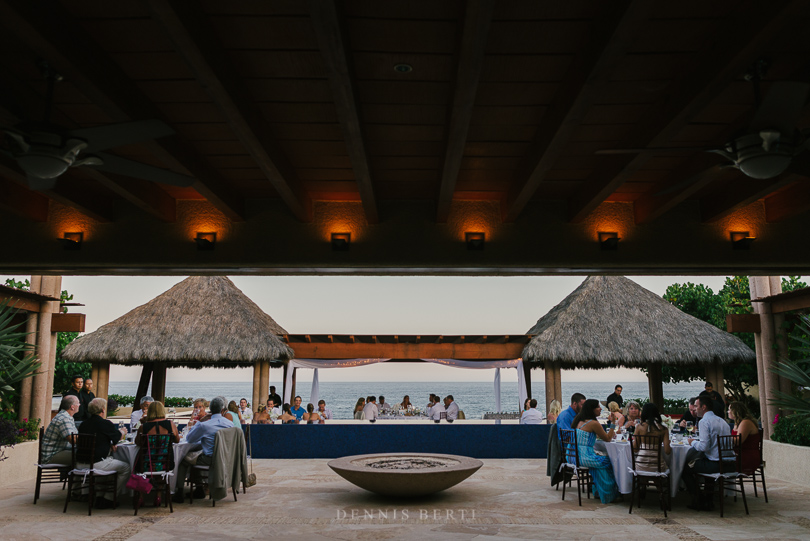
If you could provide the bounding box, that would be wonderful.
[108,380,706,420]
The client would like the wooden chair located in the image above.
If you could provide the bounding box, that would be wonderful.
[63,434,119,516]
[697,434,749,518]
[133,434,174,516]
[186,429,242,506]
[559,428,592,506]
[34,426,71,504]
[628,434,670,517]
[740,429,768,502]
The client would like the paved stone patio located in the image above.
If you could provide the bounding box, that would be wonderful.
[2,459,808,540]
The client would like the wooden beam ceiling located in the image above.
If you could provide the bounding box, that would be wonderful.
[308,0,378,224]
[765,180,810,222]
[568,0,810,223]
[0,175,48,222]
[701,174,798,223]
[436,0,495,223]
[502,0,654,222]
[146,0,312,222]
[0,0,246,222]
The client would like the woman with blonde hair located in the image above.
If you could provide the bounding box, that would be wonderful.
[253,404,271,424]
[607,401,625,428]
[623,400,641,429]
[135,401,180,505]
[546,399,562,424]
[226,400,242,427]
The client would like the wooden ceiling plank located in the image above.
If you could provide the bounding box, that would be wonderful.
[701,174,799,223]
[145,0,311,222]
[0,175,49,222]
[81,168,176,222]
[765,181,810,223]
[0,0,246,221]
[308,0,379,224]
[436,0,495,223]
[568,0,810,223]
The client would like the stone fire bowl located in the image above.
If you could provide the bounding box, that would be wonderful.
[328,453,483,497]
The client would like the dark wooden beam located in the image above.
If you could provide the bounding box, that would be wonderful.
[726,314,761,333]
[701,174,798,223]
[146,0,311,222]
[764,180,810,223]
[0,0,246,221]
[308,0,378,224]
[51,313,86,333]
[503,1,655,222]
[0,175,48,222]
[436,0,495,223]
[568,0,810,223]
[288,342,525,360]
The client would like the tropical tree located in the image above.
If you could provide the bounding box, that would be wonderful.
[0,300,40,402]
[770,314,810,418]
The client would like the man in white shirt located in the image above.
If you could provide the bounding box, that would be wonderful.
[426,394,436,418]
[520,399,544,424]
[238,398,253,424]
[267,398,282,419]
[317,400,332,420]
[682,395,731,510]
[377,396,391,413]
[444,395,459,421]
[362,396,379,421]
[430,397,446,421]
[130,396,153,428]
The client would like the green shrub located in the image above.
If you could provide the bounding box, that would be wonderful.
[107,395,192,408]
[108,394,134,407]
[625,397,688,415]
[772,414,810,447]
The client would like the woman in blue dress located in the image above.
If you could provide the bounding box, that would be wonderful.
[572,398,620,504]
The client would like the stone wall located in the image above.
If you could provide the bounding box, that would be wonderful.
[763,440,810,488]
[0,441,38,487]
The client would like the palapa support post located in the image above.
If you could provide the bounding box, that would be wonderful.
[259,361,270,408]
[290,367,298,404]
[252,361,261,410]
[553,362,562,410]
[96,362,110,399]
[647,362,664,409]
[282,362,289,405]
[523,361,533,400]
[150,364,167,402]
[135,363,153,406]
[543,361,555,412]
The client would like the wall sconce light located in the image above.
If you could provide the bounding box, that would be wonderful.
[331,232,351,251]
[598,231,620,251]
[58,232,83,251]
[730,231,755,250]
[195,232,217,251]
[465,232,485,251]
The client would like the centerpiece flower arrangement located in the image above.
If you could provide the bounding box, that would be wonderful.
[660,415,675,431]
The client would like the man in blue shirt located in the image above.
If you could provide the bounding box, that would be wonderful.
[556,393,586,438]
[682,395,731,510]
[290,395,306,422]
[173,396,234,503]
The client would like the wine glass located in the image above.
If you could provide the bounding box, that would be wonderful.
[686,421,694,436]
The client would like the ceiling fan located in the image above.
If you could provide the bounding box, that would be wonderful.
[595,70,810,186]
[0,62,195,191]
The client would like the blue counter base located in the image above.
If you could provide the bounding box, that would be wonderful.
[243,424,550,459]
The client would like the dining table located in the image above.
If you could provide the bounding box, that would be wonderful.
[604,438,692,498]
[113,439,200,493]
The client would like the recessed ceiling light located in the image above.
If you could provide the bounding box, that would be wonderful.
[393,64,413,73]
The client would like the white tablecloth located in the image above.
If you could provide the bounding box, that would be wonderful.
[604,440,691,498]
[113,441,198,493]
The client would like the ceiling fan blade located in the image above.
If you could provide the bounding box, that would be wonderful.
[749,81,810,135]
[26,174,57,191]
[88,152,195,187]
[595,146,707,155]
[69,119,175,152]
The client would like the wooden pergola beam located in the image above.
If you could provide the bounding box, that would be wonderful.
[0,0,246,221]
[701,174,798,223]
[765,180,810,223]
[634,160,725,225]
[308,0,378,224]
[146,0,311,222]
[568,0,810,223]
[503,1,655,222]
[436,0,495,223]
[288,342,525,360]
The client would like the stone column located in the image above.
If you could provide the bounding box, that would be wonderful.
[544,361,555,411]
[749,277,770,438]
[252,361,261,410]
[30,276,59,427]
[647,362,664,409]
[749,276,783,439]
[45,277,61,417]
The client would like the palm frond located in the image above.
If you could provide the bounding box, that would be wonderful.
[769,389,810,417]
[770,360,810,388]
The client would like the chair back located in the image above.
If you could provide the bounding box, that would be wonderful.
[718,434,742,475]
[37,426,45,463]
[629,434,664,472]
[560,429,581,467]
[757,429,764,466]
[141,434,173,472]
[74,433,98,465]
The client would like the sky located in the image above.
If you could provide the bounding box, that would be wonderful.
[2,273,745,384]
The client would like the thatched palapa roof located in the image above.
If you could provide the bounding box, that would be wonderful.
[63,276,294,368]
[522,276,755,368]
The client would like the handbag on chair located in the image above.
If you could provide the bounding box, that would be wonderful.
[126,436,154,494]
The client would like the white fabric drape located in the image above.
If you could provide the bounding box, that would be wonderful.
[283,358,390,404]
[494,367,501,412]
[420,358,526,412]
[310,368,319,407]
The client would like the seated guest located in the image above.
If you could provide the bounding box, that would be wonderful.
[290,396,306,422]
[41,395,80,465]
[546,399,561,425]
[607,401,625,428]
[444,395,459,421]
[226,400,242,427]
[268,386,282,411]
[426,394,436,417]
[135,401,179,478]
[430,396,446,420]
[353,398,366,419]
[633,403,671,472]
[556,393,586,438]
[728,401,760,474]
[622,401,641,429]
[304,403,322,424]
[606,384,624,409]
[400,395,412,409]
[520,399,544,425]
[317,399,332,420]
[377,396,391,413]
[572,399,618,503]
[520,398,531,421]
[238,398,253,424]
[268,398,282,418]
[280,403,297,424]
[683,395,731,510]
[253,404,271,424]
[188,398,207,427]
[362,396,379,421]
[131,396,154,428]
[173,396,233,503]
[678,397,699,428]
[79,397,131,509]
